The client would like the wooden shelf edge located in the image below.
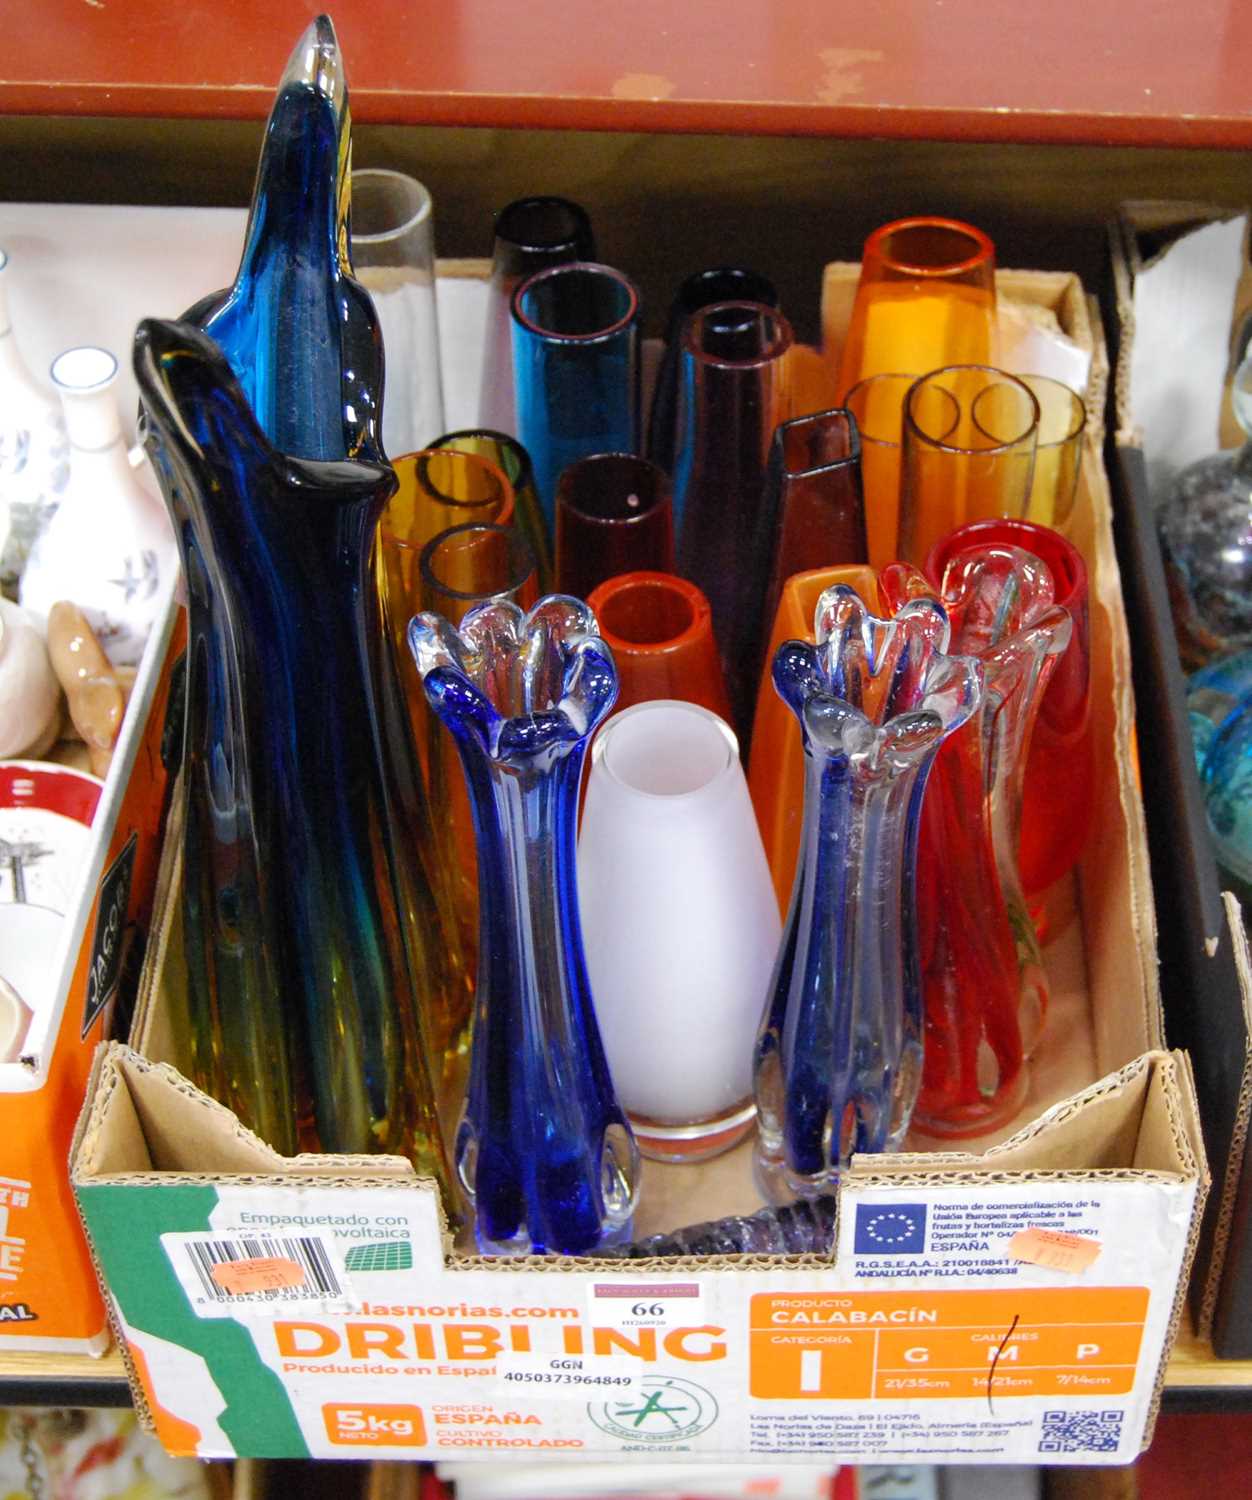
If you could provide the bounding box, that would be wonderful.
[0,1345,131,1408]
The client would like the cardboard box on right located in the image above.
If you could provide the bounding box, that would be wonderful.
[1105,202,1252,1358]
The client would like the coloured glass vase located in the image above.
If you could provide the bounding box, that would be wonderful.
[925,517,1092,904]
[1188,650,1252,906]
[137,317,452,1201]
[510,262,641,528]
[754,584,981,1200]
[747,563,881,915]
[554,453,674,601]
[647,266,779,476]
[351,168,445,455]
[1158,351,1252,670]
[884,549,1071,1139]
[409,596,640,1255]
[586,571,732,720]
[755,408,868,687]
[479,197,596,436]
[674,301,794,742]
[833,217,997,400]
[430,428,553,590]
[0,247,68,592]
[899,365,1040,566]
[186,15,383,464]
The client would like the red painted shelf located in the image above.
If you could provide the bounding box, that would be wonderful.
[5,0,1252,148]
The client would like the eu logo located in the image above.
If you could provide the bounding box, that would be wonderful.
[854,1203,927,1255]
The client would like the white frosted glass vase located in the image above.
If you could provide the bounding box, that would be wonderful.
[578,699,781,1162]
[20,347,177,667]
[0,248,69,591]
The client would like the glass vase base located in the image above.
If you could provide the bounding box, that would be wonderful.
[629,1100,756,1164]
[753,1143,844,1206]
[909,1065,1031,1143]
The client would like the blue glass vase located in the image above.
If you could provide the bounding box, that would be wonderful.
[510,263,641,530]
[753,583,981,1201]
[409,597,640,1255]
[137,317,451,1197]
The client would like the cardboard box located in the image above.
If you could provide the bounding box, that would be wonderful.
[0,583,184,1353]
[69,262,1208,1464]
[1106,203,1252,1358]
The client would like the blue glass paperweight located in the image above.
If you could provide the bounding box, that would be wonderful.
[1188,650,1252,905]
[409,596,640,1255]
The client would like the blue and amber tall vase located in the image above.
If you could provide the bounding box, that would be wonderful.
[143,16,452,1195]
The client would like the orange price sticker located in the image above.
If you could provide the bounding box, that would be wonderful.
[1007,1227,1101,1274]
[210,1256,306,1296]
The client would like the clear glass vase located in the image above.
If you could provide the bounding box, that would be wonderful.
[409,596,639,1255]
[754,583,981,1200]
[884,548,1071,1138]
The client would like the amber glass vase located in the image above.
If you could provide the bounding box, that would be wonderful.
[555,453,675,601]
[419,523,540,974]
[834,218,996,400]
[429,427,552,590]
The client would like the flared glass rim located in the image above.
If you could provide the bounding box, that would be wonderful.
[50,345,118,393]
[923,517,1087,612]
[681,300,794,369]
[350,167,434,242]
[588,570,709,654]
[864,216,995,279]
[511,262,640,345]
[673,265,778,318]
[903,365,1040,457]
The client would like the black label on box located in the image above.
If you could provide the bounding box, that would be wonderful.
[82,832,137,1038]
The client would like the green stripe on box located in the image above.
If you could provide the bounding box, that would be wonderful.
[76,1183,308,1458]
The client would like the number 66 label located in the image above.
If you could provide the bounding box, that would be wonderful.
[587,1280,705,1330]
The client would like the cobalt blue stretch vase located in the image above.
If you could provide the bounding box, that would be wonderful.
[753,583,981,1201]
[136,317,450,1195]
[143,17,452,1194]
[409,597,640,1255]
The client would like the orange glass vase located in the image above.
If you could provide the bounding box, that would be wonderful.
[587,571,731,721]
[833,217,997,401]
[747,562,880,913]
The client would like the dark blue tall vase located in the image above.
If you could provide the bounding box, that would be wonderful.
[147,16,453,1193]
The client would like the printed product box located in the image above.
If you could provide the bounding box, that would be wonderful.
[1105,203,1252,1357]
[70,263,1207,1464]
[0,583,184,1353]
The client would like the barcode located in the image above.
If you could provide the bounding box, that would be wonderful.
[1039,1408,1124,1454]
[183,1236,341,1303]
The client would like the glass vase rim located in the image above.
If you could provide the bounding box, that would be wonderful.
[510,262,640,345]
[494,194,594,256]
[843,371,917,446]
[556,453,671,531]
[349,167,434,242]
[923,517,1087,611]
[680,300,794,368]
[1018,372,1088,448]
[380,449,515,551]
[418,520,537,604]
[431,428,537,486]
[863,216,996,279]
[776,408,863,478]
[50,345,118,394]
[587,570,709,655]
[672,264,779,315]
[904,365,1040,457]
[591,697,739,803]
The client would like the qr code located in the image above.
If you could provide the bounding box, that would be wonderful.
[1039,1409,1124,1454]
